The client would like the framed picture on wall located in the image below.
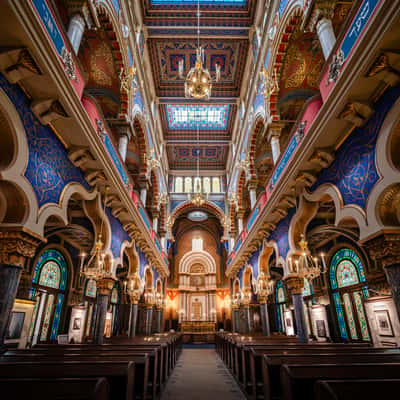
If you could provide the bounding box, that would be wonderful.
[6,311,25,339]
[285,318,292,328]
[73,318,81,330]
[375,310,394,337]
[316,319,327,338]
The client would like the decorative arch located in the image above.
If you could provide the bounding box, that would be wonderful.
[179,250,216,275]
[133,115,150,181]
[268,3,304,121]
[247,116,266,176]
[170,200,225,227]
[122,241,140,275]
[144,265,154,289]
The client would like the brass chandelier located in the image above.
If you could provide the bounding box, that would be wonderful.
[178,0,220,99]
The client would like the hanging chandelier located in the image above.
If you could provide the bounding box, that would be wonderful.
[288,234,328,281]
[80,187,113,282]
[178,0,220,100]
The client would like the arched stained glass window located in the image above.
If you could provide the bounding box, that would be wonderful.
[30,249,69,343]
[275,280,286,332]
[175,177,183,193]
[337,260,359,288]
[330,248,370,342]
[212,177,220,193]
[203,177,211,193]
[184,177,192,193]
[85,279,97,298]
[277,286,285,302]
[330,248,366,290]
[39,261,61,289]
[194,177,202,193]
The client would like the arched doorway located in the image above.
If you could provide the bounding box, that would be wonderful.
[330,247,371,342]
[28,248,69,344]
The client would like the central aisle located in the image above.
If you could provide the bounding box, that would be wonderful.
[161,347,246,400]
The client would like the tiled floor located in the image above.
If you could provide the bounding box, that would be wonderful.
[161,348,245,400]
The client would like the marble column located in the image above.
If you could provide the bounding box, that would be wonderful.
[316,17,336,60]
[249,189,257,209]
[93,294,109,344]
[259,302,271,336]
[0,264,22,351]
[118,134,129,162]
[155,308,162,333]
[384,264,400,321]
[140,188,147,206]
[145,307,154,335]
[67,14,85,54]
[128,303,139,338]
[232,308,239,332]
[270,135,281,164]
[284,274,308,343]
[242,305,251,333]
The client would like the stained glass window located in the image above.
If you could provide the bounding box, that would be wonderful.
[33,249,68,290]
[175,177,183,192]
[50,293,64,341]
[337,260,359,288]
[276,281,286,303]
[111,287,119,304]
[302,278,313,297]
[203,177,211,193]
[212,177,221,193]
[184,177,192,193]
[166,104,230,130]
[343,293,358,340]
[333,292,348,339]
[329,248,366,290]
[39,261,61,289]
[86,303,94,336]
[85,279,97,298]
[353,291,370,341]
[40,294,54,341]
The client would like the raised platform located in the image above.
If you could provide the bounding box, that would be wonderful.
[182,332,215,344]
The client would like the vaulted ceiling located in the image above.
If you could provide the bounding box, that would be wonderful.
[141,0,256,171]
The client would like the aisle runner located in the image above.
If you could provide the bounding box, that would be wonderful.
[161,348,245,400]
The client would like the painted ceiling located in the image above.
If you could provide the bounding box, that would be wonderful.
[142,0,255,170]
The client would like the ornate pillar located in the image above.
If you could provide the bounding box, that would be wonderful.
[306,1,336,60]
[267,122,285,164]
[128,302,139,337]
[365,233,400,321]
[145,306,154,335]
[259,301,271,336]
[0,229,43,352]
[140,185,148,206]
[237,211,245,234]
[67,14,86,54]
[94,277,115,344]
[232,305,239,332]
[118,134,130,162]
[155,307,162,333]
[248,179,258,209]
[284,274,308,343]
[152,210,160,233]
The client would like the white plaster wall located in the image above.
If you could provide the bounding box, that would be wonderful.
[311,304,331,342]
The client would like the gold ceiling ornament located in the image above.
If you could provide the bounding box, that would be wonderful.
[260,67,279,118]
[79,187,115,282]
[287,234,327,281]
[178,0,220,99]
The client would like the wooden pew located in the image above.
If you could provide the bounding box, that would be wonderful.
[0,361,135,400]
[262,352,400,400]
[314,379,400,400]
[281,363,400,400]
[239,343,375,395]
[1,352,151,399]
[0,377,109,400]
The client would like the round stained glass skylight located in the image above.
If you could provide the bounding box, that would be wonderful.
[188,211,208,221]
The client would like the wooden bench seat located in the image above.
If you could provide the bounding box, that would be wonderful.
[0,353,152,399]
[0,377,109,400]
[281,363,400,400]
[0,361,135,400]
[314,379,400,400]
[262,353,400,400]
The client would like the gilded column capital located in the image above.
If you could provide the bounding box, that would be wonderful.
[97,276,116,296]
[0,227,44,267]
[283,273,305,295]
[304,0,337,32]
